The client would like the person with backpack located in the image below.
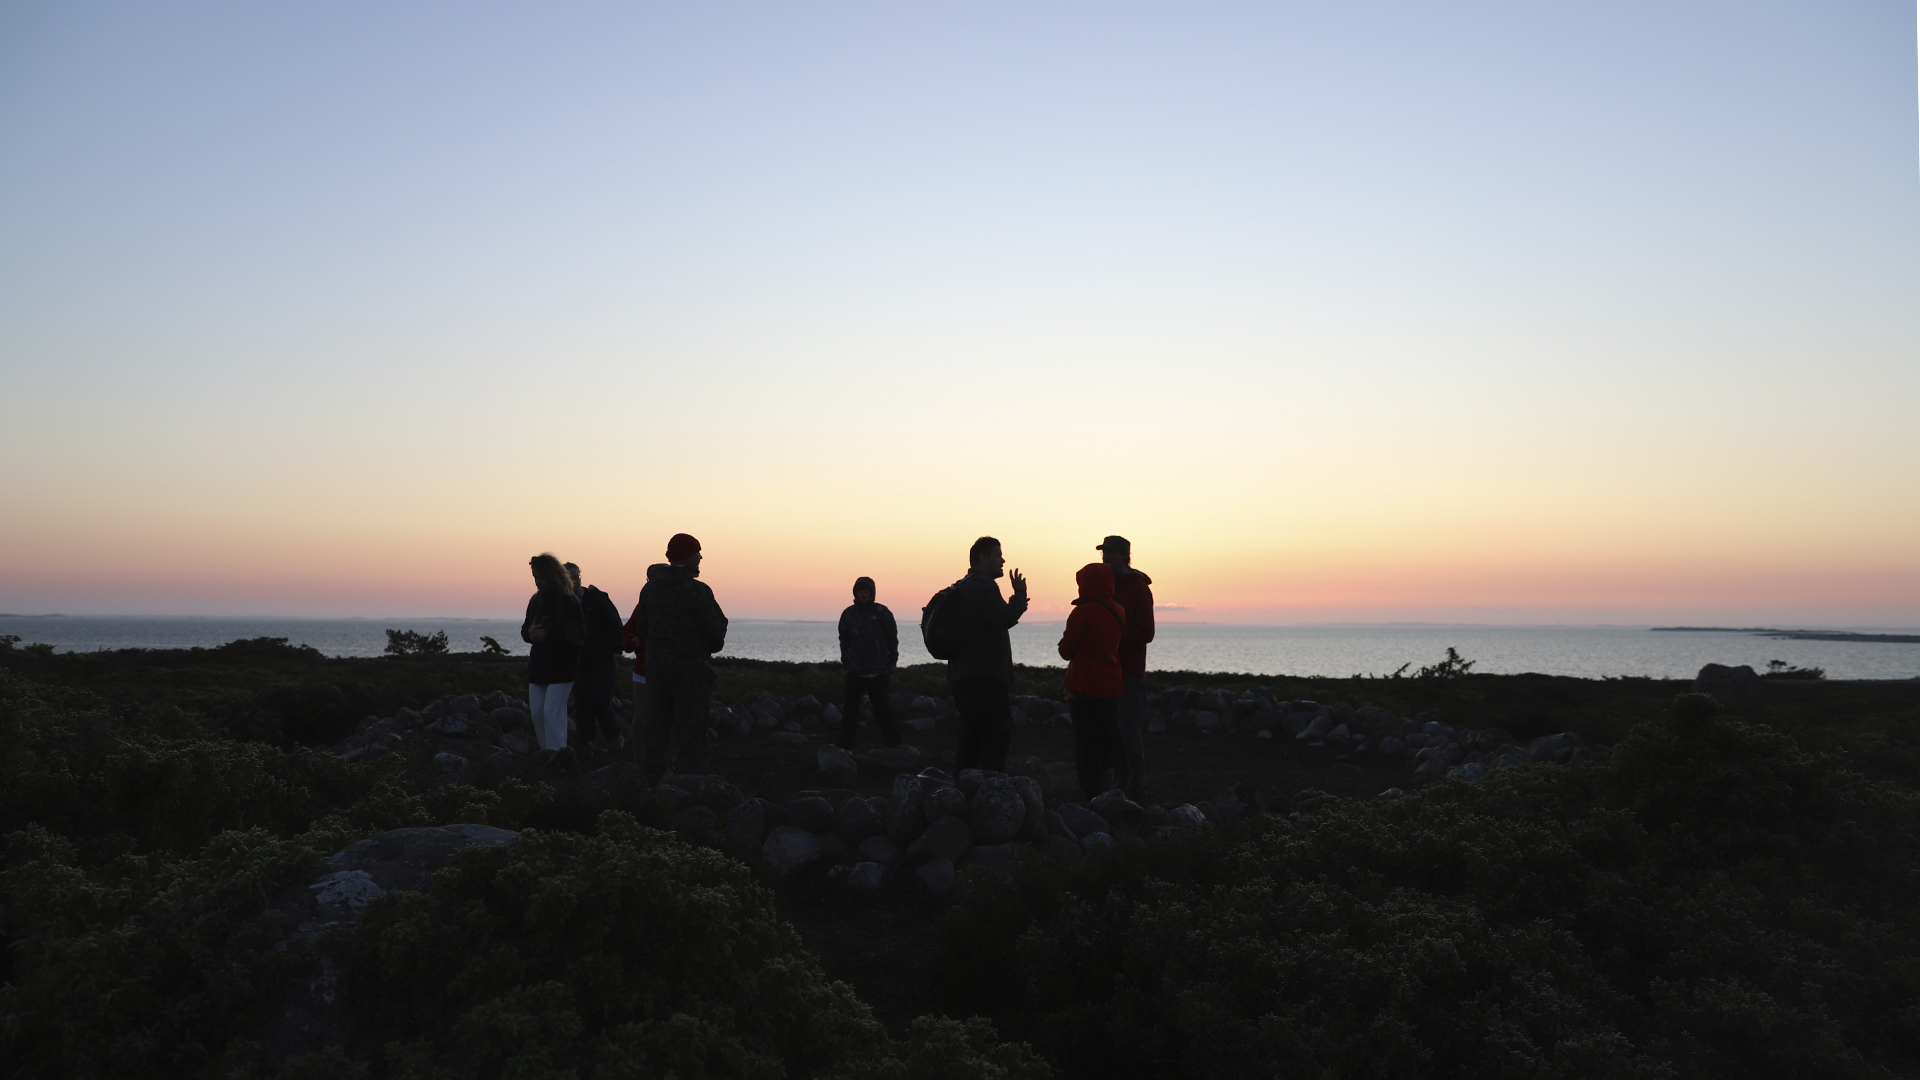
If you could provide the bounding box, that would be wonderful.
[1058,562,1128,799]
[521,553,585,754]
[924,536,1028,771]
[837,576,900,749]
[566,562,627,753]
[1101,535,1155,801]
[630,533,728,782]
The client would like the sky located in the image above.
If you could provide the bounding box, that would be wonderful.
[1,1,1916,625]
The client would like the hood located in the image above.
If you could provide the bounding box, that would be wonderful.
[1073,562,1115,603]
[852,575,876,600]
[647,562,689,584]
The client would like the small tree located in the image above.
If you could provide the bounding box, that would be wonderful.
[383,629,450,657]
[478,635,509,656]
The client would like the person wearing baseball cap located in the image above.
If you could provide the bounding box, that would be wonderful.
[1099,535,1154,802]
[629,533,728,782]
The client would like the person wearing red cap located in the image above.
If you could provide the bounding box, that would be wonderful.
[629,533,728,782]
[1058,562,1128,799]
[1101,535,1154,801]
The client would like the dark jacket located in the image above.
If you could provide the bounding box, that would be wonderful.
[632,562,728,675]
[579,585,624,663]
[946,569,1028,685]
[1113,567,1155,678]
[521,590,586,685]
[621,599,648,680]
[1058,563,1126,697]
[839,601,898,677]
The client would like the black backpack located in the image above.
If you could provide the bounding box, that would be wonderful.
[920,578,967,660]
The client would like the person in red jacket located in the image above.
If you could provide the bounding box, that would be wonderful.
[1057,562,1128,800]
[1101,535,1154,801]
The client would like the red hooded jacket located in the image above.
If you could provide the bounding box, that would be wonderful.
[1057,563,1127,697]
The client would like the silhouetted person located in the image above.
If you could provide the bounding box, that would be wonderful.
[1102,535,1154,801]
[947,536,1028,771]
[566,561,626,753]
[838,576,899,749]
[1059,562,1127,799]
[631,533,727,782]
[521,553,585,753]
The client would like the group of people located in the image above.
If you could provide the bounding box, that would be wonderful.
[519,532,1156,801]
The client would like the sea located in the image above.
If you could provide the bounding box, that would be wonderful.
[4,616,1918,681]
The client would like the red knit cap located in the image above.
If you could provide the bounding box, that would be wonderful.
[666,533,702,560]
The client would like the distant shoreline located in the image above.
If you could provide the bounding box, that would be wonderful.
[1651,627,1920,644]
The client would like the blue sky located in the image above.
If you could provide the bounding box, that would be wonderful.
[1,1,1916,622]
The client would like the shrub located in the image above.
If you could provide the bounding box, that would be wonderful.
[935,694,1920,1078]
[383,630,450,658]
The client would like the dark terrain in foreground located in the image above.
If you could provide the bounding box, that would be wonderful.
[3,636,1918,1078]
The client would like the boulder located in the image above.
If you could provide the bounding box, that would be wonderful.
[1376,735,1405,756]
[847,861,886,891]
[489,706,530,731]
[1140,804,1171,828]
[1082,831,1114,848]
[928,783,970,818]
[1057,804,1110,839]
[956,769,993,797]
[916,858,955,896]
[1013,755,1047,779]
[426,715,473,737]
[1695,663,1763,701]
[1378,787,1406,800]
[1090,789,1142,826]
[762,826,824,876]
[1295,713,1332,740]
[1008,775,1047,842]
[588,761,641,786]
[857,835,903,869]
[1527,732,1586,764]
[501,730,532,755]
[833,796,886,842]
[969,777,1028,844]
[673,805,722,830]
[431,752,468,782]
[1192,710,1222,731]
[1168,804,1206,829]
[1211,783,1267,825]
[817,744,858,782]
[906,815,974,864]
[960,843,1019,870]
[885,776,928,846]
[784,796,837,834]
[770,731,809,746]
[727,799,769,843]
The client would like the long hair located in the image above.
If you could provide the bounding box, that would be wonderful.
[530,553,572,597]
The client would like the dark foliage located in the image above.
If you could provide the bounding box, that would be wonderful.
[935,694,1920,1078]
[383,630,450,658]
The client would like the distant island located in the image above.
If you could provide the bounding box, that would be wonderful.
[1652,627,1920,644]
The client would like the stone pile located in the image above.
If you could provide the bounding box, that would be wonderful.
[709,689,1070,745]
[320,690,563,782]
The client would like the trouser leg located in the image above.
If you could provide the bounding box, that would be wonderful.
[955,678,1012,772]
[1071,693,1120,799]
[1114,676,1148,802]
[669,667,712,775]
[642,674,677,781]
[869,672,899,747]
[535,681,572,751]
[528,683,548,749]
[574,660,617,743]
[840,673,864,749]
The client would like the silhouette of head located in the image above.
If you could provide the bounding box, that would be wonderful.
[529,553,571,595]
[1098,535,1131,568]
[969,536,1004,577]
[853,576,876,603]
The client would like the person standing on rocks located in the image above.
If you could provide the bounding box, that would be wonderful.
[631,533,728,782]
[566,562,627,753]
[837,576,900,750]
[946,536,1028,771]
[1101,535,1154,801]
[1058,562,1128,799]
[521,553,585,754]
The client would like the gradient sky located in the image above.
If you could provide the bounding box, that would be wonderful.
[2,1,1916,624]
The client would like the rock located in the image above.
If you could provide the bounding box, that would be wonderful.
[918,766,955,785]
[885,776,928,846]
[1044,810,1078,843]
[395,707,424,728]
[833,795,886,842]
[1448,762,1488,782]
[905,716,938,732]
[1377,735,1406,756]
[1013,755,1047,779]
[817,744,858,781]
[1090,789,1142,826]
[1379,787,1407,799]
[783,796,836,833]
[857,835,903,868]
[911,695,939,715]
[968,778,1028,844]
[431,752,468,781]
[1695,663,1762,701]
[906,815,973,864]
[1211,783,1267,824]
[501,730,532,755]
[490,706,530,731]
[1058,804,1110,838]
[847,861,886,890]
[1008,775,1047,842]
[820,788,861,808]
[1527,732,1586,763]
[770,731,809,746]
[960,843,1018,870]
[448,694,480,717]
[763,826,824,875]
[783,721,803,733]
[1082,831,1114,848]
[1168,804,1206,829]
[1192,710,1221,731]
[928,783,970,818]
[588,761,641,786]
[956,769,992,796]
[727,799,769,843]
[1295,713,1332,740]
[820,703,843,725]
[309,869,384,912]
[1140,804,1171,828]
[855,744,921,773]
[426,715,472,737]
[916,857,955,896]
[673,805,722,830]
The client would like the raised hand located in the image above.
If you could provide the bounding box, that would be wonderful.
[1009,568,1027,599]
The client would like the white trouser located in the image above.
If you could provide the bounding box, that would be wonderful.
[528,681,573,751]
